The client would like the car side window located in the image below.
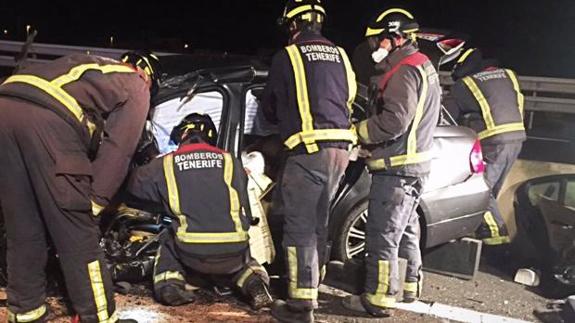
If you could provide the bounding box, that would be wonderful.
[243,88,278,137]
[564,181,575,208]
[528,181,560,206]
[151,91,224,154]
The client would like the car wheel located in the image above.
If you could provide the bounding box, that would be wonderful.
[333,201,368,262]
[333,201,425,263]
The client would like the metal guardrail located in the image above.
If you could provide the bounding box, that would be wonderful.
[0,40,174,66]
[0,40,574,114]
[439,71,575,114]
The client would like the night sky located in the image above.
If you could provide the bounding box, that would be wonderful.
[1,0,574,78]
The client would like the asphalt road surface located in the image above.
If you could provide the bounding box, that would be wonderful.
[0,262,555,323]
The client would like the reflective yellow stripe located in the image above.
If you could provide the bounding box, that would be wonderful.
[163,155,181,215]
[478,122,525,140]
[286,45,318,153]
[365,151,433,171]
[154,271,185,284]
[482,236,511,245]
[154,246,161,276]
[3,63,134,138]
[163,154,249,244]
[505,69,524,118]
[337,46,357,115]
[457,48,476,64]
[52,63,135,87]
[376,8,414,21]
[4,75,85,121]
[365,65,432,171]
[389,150,433,167]
[483,211,500,239]
[287,247,318,300]
[176,231,249,244]
[404,281,418,293]
[284,129,357,149]
[286,4,326,19]
[87,260,110,322]
[463,76,495,129]
[236,267,254,289]
[365,27,385,37]
[366,260,396,308]
[357,120,371,144]
[406,65,429,156]
[463,74,525,140]
[91,200,104,216]
[8,305,47,322]
[223,153,243,234]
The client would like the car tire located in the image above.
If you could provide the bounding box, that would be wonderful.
[332,201,369,262]
[332,201,425,263]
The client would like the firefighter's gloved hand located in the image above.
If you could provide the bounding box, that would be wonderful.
[91,200,105,217]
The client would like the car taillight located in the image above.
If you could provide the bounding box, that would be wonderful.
[470,139,485,174]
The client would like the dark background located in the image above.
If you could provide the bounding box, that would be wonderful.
[0,0,573,77]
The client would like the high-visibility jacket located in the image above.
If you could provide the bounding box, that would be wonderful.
[447,67,526,144]
[262,30,357,154]
[0,54,150,208]
[127,143,251,257]
[356,44,441,176]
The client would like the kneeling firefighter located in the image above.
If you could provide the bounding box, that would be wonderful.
[126,113,273,309]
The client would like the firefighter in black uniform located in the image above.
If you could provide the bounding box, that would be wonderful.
[261,1,357,322]
[0,51,160,322]
[125,113,273,309]
[342,8,441,317]
[444,48,526,245]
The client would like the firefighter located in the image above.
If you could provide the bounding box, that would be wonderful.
[125,113,273,309]
[444,48,526,245]
[342,8,441,317]
[0,50,160,322]
[261,0,357,322]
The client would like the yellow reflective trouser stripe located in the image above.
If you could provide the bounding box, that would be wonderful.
[287,247,318,300]
[154,271,185,284]
[163,154,249,244]
[505,69,524,118]
[284,129,357,149]
[154,246,161,276]
[478,122,525,140]
[483,211,501,239]
[463,76,495,129]
[483,236,511,245]
[337,46,357,115]
[7,305,47,322]
[236,267,254,289]
[286,45,318,154]
[3,64,135,138]
[366,260,396,308]
[87,260,110,323]
[404,281,418,293]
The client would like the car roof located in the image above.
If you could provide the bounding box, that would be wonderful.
[159,53,270,78]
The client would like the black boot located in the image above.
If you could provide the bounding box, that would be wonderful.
[244,277,273,310]
[155,284,196,306]
[271,300,313,323]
